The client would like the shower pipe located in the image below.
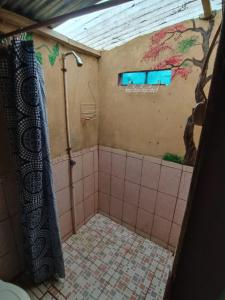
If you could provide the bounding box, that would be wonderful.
[0,0,133,39]
[62,51,83,234]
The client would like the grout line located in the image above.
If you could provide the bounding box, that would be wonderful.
[80,152,85,227]
[109,153,126,223]
[59,206,73,218]
[99,168,185,200]
[40,291,50,299]
[134,156,144,235]
[48,288,64,300]
[149,161,162,241]
[121,151,127,225]
[108,151,112,217]
[167,169,184,249]
[143,246,169,299]
[106,183,185,224]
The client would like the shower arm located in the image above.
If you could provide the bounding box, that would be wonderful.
[63,51,83,67]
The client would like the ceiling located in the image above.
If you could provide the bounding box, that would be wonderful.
[55,0,222,50]
[0,0,102,22]
[0,0,222,51]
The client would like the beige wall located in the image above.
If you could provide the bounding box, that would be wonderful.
[0,23,99,176]
[0,13,220,173]
[42,39,99,158]
[98,14,220,158]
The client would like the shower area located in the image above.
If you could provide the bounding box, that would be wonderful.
[0,38,192,300]
[0,1,222,299]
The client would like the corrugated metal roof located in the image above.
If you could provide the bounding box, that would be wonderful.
[0,0,101,22]
[55,0,222,50]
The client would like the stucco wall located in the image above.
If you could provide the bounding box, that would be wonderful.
[98,14,221,158]
[0,14,220,172]
[42,39,99,158]
[0,23,99,176]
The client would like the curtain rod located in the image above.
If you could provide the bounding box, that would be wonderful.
[0,0,133,39]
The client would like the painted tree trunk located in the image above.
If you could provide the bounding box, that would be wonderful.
[183,115,197,166]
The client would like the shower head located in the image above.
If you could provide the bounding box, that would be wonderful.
[63,51,83,67]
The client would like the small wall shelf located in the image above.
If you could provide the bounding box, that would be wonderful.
[80,103,97,121]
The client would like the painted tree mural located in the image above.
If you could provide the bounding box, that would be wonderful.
[142,18,218,166]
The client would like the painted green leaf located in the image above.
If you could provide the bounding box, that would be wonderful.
[52,43,59,56]
[48,54,55,65]
[36,51,43,64]
[48,43,59,65]
[178,36,198,53]
[34,43,60,66]
[24,33,33,41]
[182,61,191,67]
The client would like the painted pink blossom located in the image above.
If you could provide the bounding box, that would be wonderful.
[142,22,194,80]
[142,44,172,61]
[164,55,184,66]
[151,24,186,44]
[172,67,192,79]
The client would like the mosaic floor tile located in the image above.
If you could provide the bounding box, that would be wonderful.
[26,289,39,300]
[113,259,156,296]
[41,292,56,300]
[22,214,173,300]
[98,283,141,300]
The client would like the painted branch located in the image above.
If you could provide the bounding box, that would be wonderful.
[167,26,207,37]
[206,74,213,83]
[199,22,221,88]
[168,58,203,70]
[194,22,221,104]
[183,22,221,166]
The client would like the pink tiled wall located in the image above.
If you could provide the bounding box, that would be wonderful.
[0,143,191,281]
[0,146,98,281]
[98,146,193,252]
[52,146,98,241]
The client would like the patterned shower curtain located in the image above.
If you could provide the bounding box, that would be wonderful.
[0,40,65,283]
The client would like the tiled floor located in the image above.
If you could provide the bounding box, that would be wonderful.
[25,214,174,300]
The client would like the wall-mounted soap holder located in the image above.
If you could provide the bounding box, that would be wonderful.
[80,103,97,123]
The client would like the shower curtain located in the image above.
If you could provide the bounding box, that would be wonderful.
[0,40,65,283]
